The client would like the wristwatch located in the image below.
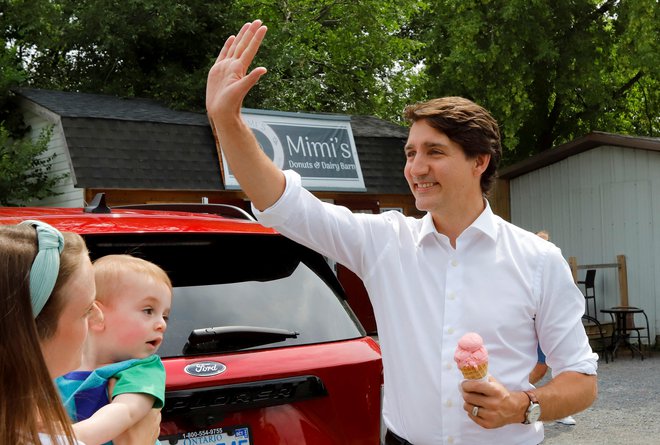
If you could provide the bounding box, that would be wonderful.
[522,390,541,424]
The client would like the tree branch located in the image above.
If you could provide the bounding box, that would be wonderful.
[573,70,645,125]
[613,70,644,99]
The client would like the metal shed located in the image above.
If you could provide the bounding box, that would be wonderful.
[494,132,660,346]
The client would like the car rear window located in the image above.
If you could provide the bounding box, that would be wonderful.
[84,233,364,358]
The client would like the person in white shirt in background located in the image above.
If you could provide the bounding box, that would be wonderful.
[529,230,577,427]
[205,19,598,444]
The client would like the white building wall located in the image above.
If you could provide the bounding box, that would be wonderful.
[19,102,84,207]
[510,145,658,344]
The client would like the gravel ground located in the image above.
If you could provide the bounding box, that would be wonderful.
[540,350,660,445]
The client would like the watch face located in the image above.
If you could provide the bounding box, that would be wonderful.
[527,404,541,423]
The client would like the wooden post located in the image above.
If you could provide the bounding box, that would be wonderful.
[568,256,578,283]
[617,254,629,307]
[491,179,511,222]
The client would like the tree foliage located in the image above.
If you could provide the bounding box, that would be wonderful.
[1,0,658,166]
[1,25,63,205]
[1,0,424,117]
[1,26,30,130]
[0,125,66,206]
[1,0,239,110]
[416,0,659,163]
[232,0,425,118]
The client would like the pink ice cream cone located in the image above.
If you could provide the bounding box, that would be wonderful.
[454,332,489,380]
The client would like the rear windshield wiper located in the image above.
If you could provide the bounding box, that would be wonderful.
[183,326,299,354]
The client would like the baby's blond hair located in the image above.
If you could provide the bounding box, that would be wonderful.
[94,254,171,303]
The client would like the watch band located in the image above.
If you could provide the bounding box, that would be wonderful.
[524,390,539,404]
[522,390,540,424]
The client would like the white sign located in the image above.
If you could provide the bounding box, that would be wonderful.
[219,110,366,191]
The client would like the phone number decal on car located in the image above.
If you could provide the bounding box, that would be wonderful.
[170,426,251,445]
[182,428,224,439]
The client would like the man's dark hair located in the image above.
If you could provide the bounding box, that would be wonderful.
[404,97,501,196]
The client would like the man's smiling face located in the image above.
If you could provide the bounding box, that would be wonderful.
[404,119,484,220]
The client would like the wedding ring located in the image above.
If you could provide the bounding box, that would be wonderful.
[472,406,480,417]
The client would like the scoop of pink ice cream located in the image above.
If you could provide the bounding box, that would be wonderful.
[454,332,488,369]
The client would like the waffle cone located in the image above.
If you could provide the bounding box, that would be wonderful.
[460,362,488,380]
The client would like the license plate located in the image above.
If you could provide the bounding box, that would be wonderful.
[162,425,251,445]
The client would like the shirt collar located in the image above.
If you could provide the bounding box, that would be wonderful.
[416,199,498,245]
[470,199,498,242]
[418,212,438,244]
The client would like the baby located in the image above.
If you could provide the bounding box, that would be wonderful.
[57,254,172,445]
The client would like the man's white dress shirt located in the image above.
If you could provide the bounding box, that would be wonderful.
[254,170,598,445]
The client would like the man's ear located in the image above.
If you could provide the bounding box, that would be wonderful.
[473,153,491,176]
[88,301,106,332]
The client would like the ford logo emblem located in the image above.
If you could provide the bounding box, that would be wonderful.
[184,361,227,377]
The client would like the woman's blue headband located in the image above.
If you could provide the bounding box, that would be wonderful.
[19,220,65,317]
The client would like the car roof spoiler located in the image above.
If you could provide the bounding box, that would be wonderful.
[84,193,255,221]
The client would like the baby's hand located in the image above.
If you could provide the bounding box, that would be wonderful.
[112,408,161,445]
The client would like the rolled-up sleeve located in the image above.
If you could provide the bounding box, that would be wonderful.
[537,246,598,377]
[252,170,302,228]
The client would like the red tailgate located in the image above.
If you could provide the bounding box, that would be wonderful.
[160,338,382,444]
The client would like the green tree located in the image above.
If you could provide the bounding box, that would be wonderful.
[1,33,25,129]
[3,0,657,165]
[233,0,425,119]
[2,0,425,117]
[416,0,659,163]
[0,125,66,206]
[2,0,238,110]
[1,31,64,205]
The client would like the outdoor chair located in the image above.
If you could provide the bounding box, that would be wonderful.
[582,314,610,363]
[578,269,597,317]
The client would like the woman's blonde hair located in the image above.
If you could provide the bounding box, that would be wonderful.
[0,224,87,444]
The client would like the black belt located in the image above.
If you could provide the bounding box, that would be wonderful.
[384,430,413,445]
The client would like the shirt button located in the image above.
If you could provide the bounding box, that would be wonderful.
[445,362,452,370]
[448,291,456,300]
[447,437,455,444]
[445,399,453,408]
[451,259,458,267]
[447,327,455,335]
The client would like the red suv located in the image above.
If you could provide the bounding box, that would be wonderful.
[0,198,383,444]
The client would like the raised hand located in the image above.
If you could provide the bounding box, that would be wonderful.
[206,20,268,121]
[204,19,285,210]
